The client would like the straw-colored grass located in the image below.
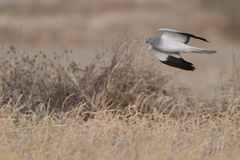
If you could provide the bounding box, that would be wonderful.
[1,34,240,160]
[1,97,240,160]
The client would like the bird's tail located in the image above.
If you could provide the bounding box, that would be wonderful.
[187,46,216,54]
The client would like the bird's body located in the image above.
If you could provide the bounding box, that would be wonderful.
[146,28,216,71]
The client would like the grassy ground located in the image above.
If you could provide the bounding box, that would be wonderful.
[1,34,240,160]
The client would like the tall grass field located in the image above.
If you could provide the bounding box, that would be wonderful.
[1,34,240,160]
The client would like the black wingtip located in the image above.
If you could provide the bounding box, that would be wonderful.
[181,64,195,71]
[161,56,196,71]
[187,66,196,71]
[180,32,209,43]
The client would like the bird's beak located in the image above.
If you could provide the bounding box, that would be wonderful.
[146,39,149,43]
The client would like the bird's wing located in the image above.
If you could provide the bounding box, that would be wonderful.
[148,46,195,71]
[158,28,209,44]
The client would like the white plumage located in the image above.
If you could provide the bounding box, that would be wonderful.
[146,28,216,71]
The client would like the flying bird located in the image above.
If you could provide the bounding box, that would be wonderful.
[146,28,216,71]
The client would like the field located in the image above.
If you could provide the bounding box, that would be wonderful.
[1,0,240,160]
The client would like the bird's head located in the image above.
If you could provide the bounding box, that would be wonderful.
[146,36,157,45]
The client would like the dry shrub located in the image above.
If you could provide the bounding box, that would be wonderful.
[0,32,171,114]
[214,53,240,112]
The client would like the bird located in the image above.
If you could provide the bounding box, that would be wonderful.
[146,28,216,71]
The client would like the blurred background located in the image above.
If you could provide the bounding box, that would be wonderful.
[0,0,240,99]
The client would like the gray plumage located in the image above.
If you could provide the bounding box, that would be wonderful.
[146,28,216,71]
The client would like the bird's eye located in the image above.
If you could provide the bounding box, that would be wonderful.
[149,38,152,41]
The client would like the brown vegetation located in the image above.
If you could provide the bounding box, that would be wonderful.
[1,33,240,159]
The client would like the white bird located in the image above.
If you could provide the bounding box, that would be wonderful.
[146,28,216,71]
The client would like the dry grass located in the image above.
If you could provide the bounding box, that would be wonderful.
[1,100,240,160]
[1,34,240,160]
